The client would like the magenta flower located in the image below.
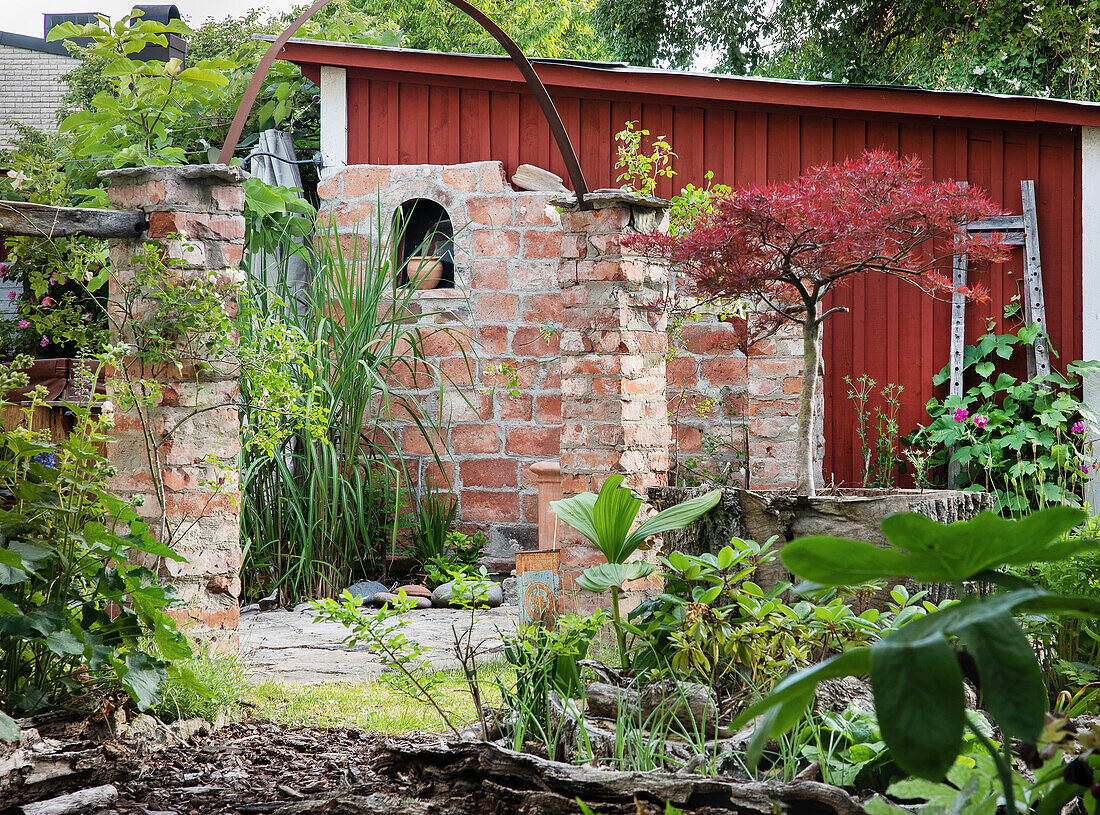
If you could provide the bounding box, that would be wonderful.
[6,291,15,302]
[953,407,969,423]
[17,319,28,328]
[39,335,48,347]
[1073,420,1086,434]
[40,297,53,307]
[1082,464,1091,475]
[972,414,989,429]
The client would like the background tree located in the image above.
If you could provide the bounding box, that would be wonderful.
[633,150,1008,496]
[595,0,1100,102]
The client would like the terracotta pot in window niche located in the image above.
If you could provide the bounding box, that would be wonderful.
[406,256,443,290]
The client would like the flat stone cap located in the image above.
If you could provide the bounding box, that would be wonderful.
[98,163,248,184]
[552,188,670,211]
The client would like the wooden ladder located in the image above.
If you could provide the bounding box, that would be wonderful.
[947,180,1049,483]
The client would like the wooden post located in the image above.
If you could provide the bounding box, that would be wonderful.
[529,459,561,551]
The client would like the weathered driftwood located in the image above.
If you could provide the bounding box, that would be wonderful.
[0,725,132,810]
[586,681,719,734]
[0,200,146,239]
[366,737,865,815]
[20,783,117,815]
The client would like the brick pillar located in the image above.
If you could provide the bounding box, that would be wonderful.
[100,165,246,646]
[555,191,672,601]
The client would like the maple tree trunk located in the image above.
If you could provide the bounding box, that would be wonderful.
[796,319,820,497]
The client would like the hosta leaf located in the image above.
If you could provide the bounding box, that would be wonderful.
[576,561,655,593]
[871,632,964,780]
[591,475,643,562]
[0,712,19,742]
[954,611,1045,742]
[782,507,1089,586]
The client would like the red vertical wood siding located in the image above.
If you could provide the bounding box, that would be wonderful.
[341,73,1083,487]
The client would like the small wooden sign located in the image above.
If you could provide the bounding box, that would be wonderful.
[515,550,560,626]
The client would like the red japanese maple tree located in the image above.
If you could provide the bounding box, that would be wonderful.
[635,150,1009,496]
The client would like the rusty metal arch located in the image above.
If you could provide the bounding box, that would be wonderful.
[217,0,591,207]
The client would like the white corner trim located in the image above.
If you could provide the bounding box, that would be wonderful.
[319,66,347,170]
[1082,127,1100,507]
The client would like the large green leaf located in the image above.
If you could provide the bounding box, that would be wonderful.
[871,632,964,780]
[781,507,1088,586]
[591,475,643,563]
[624,488,722,554]
[552,478,721,565]
[954,611,1045,742]
[0,712,19,742]
[550,492,602,552]
[733,648,872,730]
[119,651,167,711]
[575,561,656,593]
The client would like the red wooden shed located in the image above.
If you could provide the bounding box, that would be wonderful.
[276,38,1100,488]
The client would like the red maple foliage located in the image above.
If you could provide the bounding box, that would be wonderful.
[631,149,1010,495]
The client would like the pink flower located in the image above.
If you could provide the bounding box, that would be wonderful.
[17,320,28,328]
[1082,464,1091,475]
[49,274,56,285]
[40,297,53,307]
[1073,420,1086,434]
[953,407,969,423]
[6,291,15,302]
[39,335,48,348]
[972,414,989,428]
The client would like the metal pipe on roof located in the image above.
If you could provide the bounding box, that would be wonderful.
[215,0,592,208]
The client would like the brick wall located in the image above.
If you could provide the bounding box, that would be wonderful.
[318,161,811,572]
[0,44,78,147]
[102,164,246,646]
[317,162,564,569]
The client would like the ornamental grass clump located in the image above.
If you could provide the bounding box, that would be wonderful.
[631,150,1009,496]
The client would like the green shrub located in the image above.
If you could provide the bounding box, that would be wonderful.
[0,354,195,739]
[909,323,1098,514]
[155,648,250,724]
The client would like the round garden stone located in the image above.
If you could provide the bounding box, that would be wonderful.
[396,584,432,598]
[344,580,388,604]
[430,580,503,609]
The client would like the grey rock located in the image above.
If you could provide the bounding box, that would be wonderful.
[372,592,397,607]
[293,602,314,613]
[413,596,432,610]
[501,576,518,605]
[240,603,260,615]
[258,590,280,611]
[344,580,388,604]
[431,580,502,608]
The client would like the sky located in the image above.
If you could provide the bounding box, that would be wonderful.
[4,0,300,38]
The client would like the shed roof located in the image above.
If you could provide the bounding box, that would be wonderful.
[274,36,1100,128]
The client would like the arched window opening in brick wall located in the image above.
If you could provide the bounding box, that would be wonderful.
[394,198,454,290]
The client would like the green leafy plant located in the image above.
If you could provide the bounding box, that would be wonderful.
[312,589,462,736]
[0,354,196,740]
[499,612,606,756]
[909,323,1098,514]
[629,536,936,698]
[735,506,1100,814]
[551,474,720,669]
[240,214,471,601]
[614,121,676,197]
[413,480,458,567]
[845,374,903,488]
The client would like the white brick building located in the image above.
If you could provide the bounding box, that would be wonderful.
[0,32,80,148]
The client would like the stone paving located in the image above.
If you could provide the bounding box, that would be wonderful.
[238,606,518,684]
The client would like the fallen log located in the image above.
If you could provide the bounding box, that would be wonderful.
[0,200,146,239]
[366,737,865,815]
[21,783,117,815]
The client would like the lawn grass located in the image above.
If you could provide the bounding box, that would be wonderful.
[246,662,511,734]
